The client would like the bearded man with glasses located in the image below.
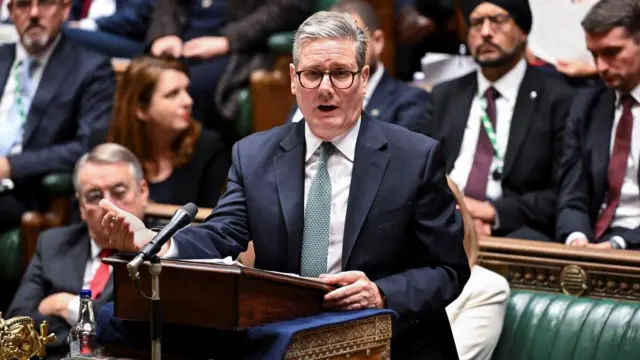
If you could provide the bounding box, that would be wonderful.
[6,143,148,359]
[424,0,575,241]
[101,11,469,360]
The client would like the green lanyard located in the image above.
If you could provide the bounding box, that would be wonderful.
[479,97,504,179]
[12,60,28,128]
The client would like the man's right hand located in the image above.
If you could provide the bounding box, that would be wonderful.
[568,234,589,247]
[151,35,183,58]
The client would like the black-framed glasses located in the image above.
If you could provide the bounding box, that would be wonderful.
[296,69,361,89]
[79,184,133,206]
[469,14,512,32]
[14,0,60,10]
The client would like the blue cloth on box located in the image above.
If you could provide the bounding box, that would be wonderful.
[97,302,397,360]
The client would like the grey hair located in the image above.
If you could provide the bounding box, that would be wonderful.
[582,0,640,39]
[293,11,368,69]
[73,143,144,192]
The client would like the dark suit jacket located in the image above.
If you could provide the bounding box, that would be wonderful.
[424,66,574,236]
[6,223,113,355]
[149,128,230,208]
[170,115,470,359]
[287,69,430,133]
[0,36,115,210]
[93,0,157,41]
[557,86,640,247]
[145,0,313,121]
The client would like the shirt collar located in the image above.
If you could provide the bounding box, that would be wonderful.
[477,58,527,104]
[90,238,102,259]
[15,34,61,68]
[365,63,385,103]
[615,85,640,107]
[304,117,361,163]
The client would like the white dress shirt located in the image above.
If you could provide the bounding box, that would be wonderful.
[449,59,527,201]
[78,0,117,31]
[0,36,61,156]
[303,118,359,274]
[291,64,385,123]
[65,239,110,326]
[566,86,640,248]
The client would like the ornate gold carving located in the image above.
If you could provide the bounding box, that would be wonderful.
[560,265,588,297]
[0,312,56,360]
[506,266,562,293]
[590,275,640,301]
[285,314,392,360]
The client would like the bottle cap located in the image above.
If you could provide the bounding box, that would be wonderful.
[79,289,92,299]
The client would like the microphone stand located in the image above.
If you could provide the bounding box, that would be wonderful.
[149,256,162,360]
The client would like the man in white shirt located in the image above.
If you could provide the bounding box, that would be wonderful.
[425,0,574,240]
[6,143,149,358]
[557,0,640,250]
[101,11,470,360]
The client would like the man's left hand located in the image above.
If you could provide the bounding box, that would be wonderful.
[320,271,384,311]
[182,36,230,59]
[464,196,496,223]
[586,242,613,249]
[38,292,76,320]
[0,157,11,179]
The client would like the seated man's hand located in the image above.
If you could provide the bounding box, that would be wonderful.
[38,292,75,320]
[0,156,11,179]
[182,36,229,59]
[474,219,492,236]
[320,271,384,311]
[151,35,183,58]
[567,234,589,247]
[555,59,598,78]
[99,199,156,253]
[586,242,613,249]
[464,196,496,223]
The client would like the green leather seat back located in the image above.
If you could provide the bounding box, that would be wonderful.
[494,290,640,360]
[0,229,21,283]
[316,0,336,10]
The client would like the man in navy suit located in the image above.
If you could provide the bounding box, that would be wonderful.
[287,0,430,133]
[557,0,640,250]
[7,143,149,359]
[0,0,115,232]
[102,11,470,359]
[63,0,156,58]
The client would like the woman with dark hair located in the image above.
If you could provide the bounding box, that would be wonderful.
[107,56,230,208]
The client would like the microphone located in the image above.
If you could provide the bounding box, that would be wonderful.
[127,202,198,280]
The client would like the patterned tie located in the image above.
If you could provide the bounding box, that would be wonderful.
[301,142,335,277]
[594,95,636,240]
[464,87,500,200]
[0,58,38,155]
[89,249,114,300]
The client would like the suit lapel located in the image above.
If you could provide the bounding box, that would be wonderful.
[22,37,75,146]
[502,67,540,176]
[69,230,91,291]
[0,45,15,94]
[443,76,476,172]
[591,88,616,198]
[365,71,392,120]
[273,122,306,273]
[342,117,389,269]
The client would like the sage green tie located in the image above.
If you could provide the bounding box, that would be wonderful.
[301,142,335,277]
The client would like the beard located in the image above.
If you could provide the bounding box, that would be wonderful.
[21,22,50,53]
[473,40,525,68]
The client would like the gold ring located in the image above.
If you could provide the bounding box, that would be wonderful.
[110,216,117,225]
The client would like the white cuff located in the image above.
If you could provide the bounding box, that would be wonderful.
[161,239,179,259]
[610,236,627,249]
[492,211,500,230]
[566,232,588,245]
[65,295,81,326]
[78,19,99,31]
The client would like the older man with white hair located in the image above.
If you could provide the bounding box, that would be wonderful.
[102,11,470,359]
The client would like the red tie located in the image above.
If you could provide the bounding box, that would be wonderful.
[80,0,92,19]
[89,249,114,300]
[465,87,500,200]
[594,95,636,240]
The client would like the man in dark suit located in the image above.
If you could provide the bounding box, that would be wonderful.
[287,0,430,133]
[557,0,640,250]
[6,143,149,358]
[0,0,115,232]
[425,0,574,240]
[102,11,470,360]
[147,0,312,141]
[62,0,156,58]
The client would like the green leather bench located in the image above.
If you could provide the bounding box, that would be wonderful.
[495,290,640,360]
